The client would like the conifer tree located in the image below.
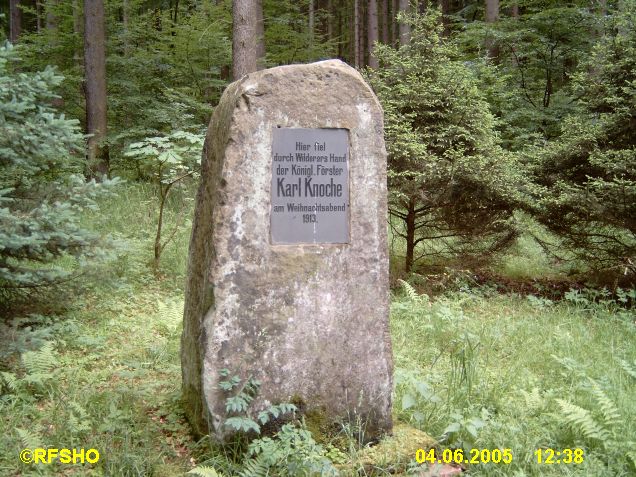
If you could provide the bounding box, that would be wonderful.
[0,47,115,297]
[530,1,636,280]
[367,10,524,271]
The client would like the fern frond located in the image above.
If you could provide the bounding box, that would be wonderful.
[187,465,222,477]
[618,359,636,380]
[225,395,250,413]
[68,401,92,434]
[0,371,18,392]
[239,454,271,477]
[588,379,621,428]
[627,449,636,471]
[157,299,184,324]
[556,399,610,442]
[520,387,544,413]
[399,279,419,302]
[224,416,260,433]
[22,341,58,375]
[16,428,43,449]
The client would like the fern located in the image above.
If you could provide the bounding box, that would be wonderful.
[399,279,420,302]
[16,427,44,449]
[238,454,271,477]
[520,387,544,414]
[68,401,92,435]
[556,377,635,473]
[0,371,18,393]
[556,399,610,442]
[588,379,621,428]
[187,466,222,477]
[550,354,587,377]
[238,424,338,477]
[219,370,296,435]
[224,416,261,433]
[19,341,59,391]
[225,395,250,413]
[156,299,184,324]
[557,380,623,444]
[22,341,58,375]
[618,358,636,380]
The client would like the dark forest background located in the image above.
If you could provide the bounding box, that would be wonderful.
[0,1,634,476]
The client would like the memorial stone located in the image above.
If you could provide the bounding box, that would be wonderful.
[181,59,393,442]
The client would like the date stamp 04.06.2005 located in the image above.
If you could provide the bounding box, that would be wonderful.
[415,448,586,466]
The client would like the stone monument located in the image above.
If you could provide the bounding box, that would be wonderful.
[181,59,393,442]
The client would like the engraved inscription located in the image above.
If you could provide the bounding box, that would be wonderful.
[270,128,349,244]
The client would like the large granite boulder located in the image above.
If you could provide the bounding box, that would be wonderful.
[181,59,393,442]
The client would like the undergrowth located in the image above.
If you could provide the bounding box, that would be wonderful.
[393,281,636,476]
[1,184,634,476]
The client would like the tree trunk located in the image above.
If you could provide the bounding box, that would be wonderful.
[348,2,353,62]
[9,0,21,43]
[485,0,499,59]
[232,0,258,79]
[173,0,180,23]
[256,0,265,69]
[327,0,333,40]
[153,7,162,31]
[380,0,389,44]
[72,0,83,66]
[439,0,451,37]
[391,0,398,45]
[309,0,315,44]
[485,0,499,25]
[84,0,109,178]
[46,0,58,31]
[122,0,130,56]
[405,200,416,273]
[367,0,379,68]
[361,0,367,65]
[72,0,82,38]
[36,1,42,32]
[398,0,410,45]
[46,1,63,108]
[511,2,519,18]
[337,2,343,58]
[354,0,361,67]
[154,187,167,269]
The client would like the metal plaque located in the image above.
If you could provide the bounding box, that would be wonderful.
[271,128,350,244]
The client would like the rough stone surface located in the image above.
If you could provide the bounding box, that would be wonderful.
[181,59,393,442]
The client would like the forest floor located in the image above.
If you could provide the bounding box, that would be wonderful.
[0,184,634,476]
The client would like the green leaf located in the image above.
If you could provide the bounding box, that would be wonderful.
[443,422,461,435]
[401,393,417,410]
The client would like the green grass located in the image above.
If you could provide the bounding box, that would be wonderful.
[82,181,195,291]
[389,211,578,288]
[488,213,576,282]
[392,283,636,476]
[492,232,564,281]
[1,184,634,476]
[0,183,198,476]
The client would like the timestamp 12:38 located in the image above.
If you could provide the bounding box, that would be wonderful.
[535,448,585,464]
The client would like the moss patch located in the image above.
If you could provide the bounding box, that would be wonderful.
[339,422,437,475]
